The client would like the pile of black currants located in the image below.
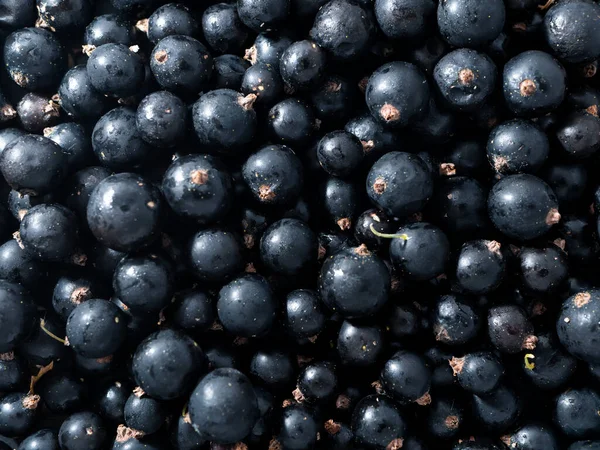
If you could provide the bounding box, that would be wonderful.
[0,0,599,449]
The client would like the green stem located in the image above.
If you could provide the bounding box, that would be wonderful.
[369,223,409,241]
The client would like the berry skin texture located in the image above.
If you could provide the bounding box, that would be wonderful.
[58,412,106,450]
[558,290,600,363]
[192,89,257,151]
[0,392,40,436]
[237,0,290,32]
[188,229,244,283]
[0,134,67,196]
[366,62,430,128]
[66,299,127,358]
[555,388,600,438]
[284,289,326,341]
[147,3,199,44]
[455,240,506,294]
[277,404,319,449]
[86,44,144,98]
[488,305,536,354]
[123,391,165,435]
[505,424,560,450]
[381,351,431,403]
[389,222,450,281]
[310,0,373,61]
[522,331,577,390]
[135,91,187,148]
[437,0,505,48]
[280,40,327,91]
[451,351,503,395]
[434,49,497,112]
[36,0,92,35]
[202,3,250,55]
[557,109,600,160]
[84,14,135,48]
[213,54,250,90]
[367,152,433,218]
[4,28,66,91]
[150,36,213,96]
[260,218,318,275]
[487,119,550,175]
[113,254,173,312]
[544,0,600,64]
[433,295,481,346]
[188,368,259,444]
[217,274,277,338]
[518,246,569,294]
[319,245,390,318]
[472,385,521,432]
[86,173,163,253]
[503,51,566,116]
[18,429,59,450]
[337,321,384,367]
[132,329,204,401]
[267,98,316,145]
[162,154,232,223]
[241,62,283,106]
[317,130,364,178]
[375,0,435,42]
[92,107,154,171]
[351,395,406,450]
[58,65,108,121]
[488,174,560,241]
[0,281,36,353]
[242,145,303,207]
[20,204,79,262]
[296,361,337,403]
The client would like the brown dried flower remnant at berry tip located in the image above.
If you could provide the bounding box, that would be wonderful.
[519,79,537,97]
[373,177,387,194]
[574,291,592,308]
[386,438,404,450]
[449,356,465,375]
[545,208,561,225]
[154,50,168,64]
[380,103,400,122]
[258,184,275,201]
[445,415,460,429]
[458,68,474,85]
[190,169,209,185]
[324,419,341,435]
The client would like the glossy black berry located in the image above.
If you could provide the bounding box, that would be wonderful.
[260,218,317,275]
[488,174,560,241]
[58,412,107,450]
[518,245,568,294]
[427,397,464,439]
[4,28,66,91]
[284,289,326,341]
[150,36,213,96]
[456,240,506,294]
[434,49,497,111]
[487,119,550,175]
[544,0,600,64]
[505,424,559,450]
[250,348,295,390]
[488,305,536,354]
[295,361,337,403]
[135,91,187,148]
[87,173,163,252]
[36,0,92,35]
[132,329,203,400]
[241,62,283,106]
[123,390,165,435]
[146,3,199,44]
[217,274,277,337]
[555,388,600,438]
[58,66,109,121]
[86,44,144,98]
[188,229,244,283]
[320,245,389,318]
[202,3,250,55]
[18,429,59,450]
[522,331,577,390]
[433,294,481,346]
[367,152,433,218]
[188,368,259,444]
[92,107,154,171]
[388,222,450,281]
[237,0,290,32]
[267,98,316,145]
[337,321,384,367]
[556,109,600,160]
[0,392,40,437]
[375,0,435,41]
[472,384,521,432]
[366,62,430,128]
[66,299,126,358]
[276,404,319,449]
[213,54,250,90]
[316,131,364,178]
[450,352,503,395]
[437,0,505,48]
[381,351,431,404]
[503,51,566,116]
[242,144,303,206]
[310,0,373,61]
[351,395,405,450]
[280,40,327,91]
[20,204,79,262]
[0,134,67,196]
[84,14,135,48]
[192,89,257,151]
